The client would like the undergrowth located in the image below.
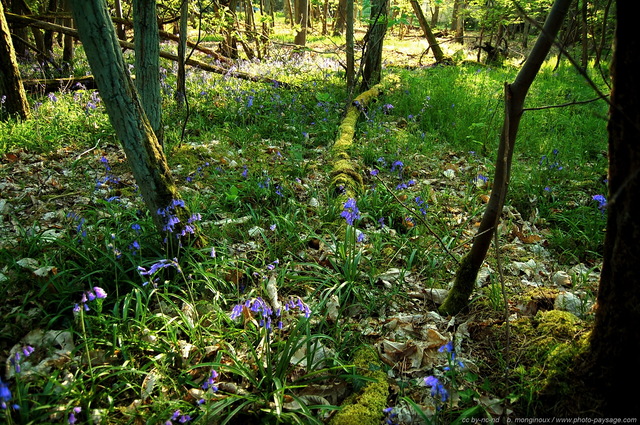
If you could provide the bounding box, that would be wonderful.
[0,37,609,424]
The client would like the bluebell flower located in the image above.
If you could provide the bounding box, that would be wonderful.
[593,194,607,211]
[424,375,449,402]
[1,377,13,409]
[68,407,81,424]
[138,258,182,277]
[202,369,219,392]
[340,198,361,226]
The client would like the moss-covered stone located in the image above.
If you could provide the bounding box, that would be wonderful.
[330,346,389,425]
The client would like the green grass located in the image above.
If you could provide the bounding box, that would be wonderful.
[0,35,609,424]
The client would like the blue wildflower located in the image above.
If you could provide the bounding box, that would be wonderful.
[424,375,449,402]
[340,198,361,226]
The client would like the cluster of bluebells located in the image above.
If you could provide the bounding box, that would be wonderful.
[539,149,563,171]
[340,198,361,226]
[423,341,465,406]
[95,156,121,197]
[0,377,17,410]
[414,196,428,216]
[68,406,82,424]
[382,406,398,425]
[185,162,211,183]
[67,212,87,239]
[10,345,35,373]
[230,296,311,332]
[73,286,107,313]
[165,409,191,424]
[157,199,202,239]
[593,194,607,212]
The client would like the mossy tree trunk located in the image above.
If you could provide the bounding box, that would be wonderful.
[133,0,163,145]
[584,1,640,416]
[0,0,30,121]
[360,0,387,91]
[439,0,573,316]
[69,0,196,253]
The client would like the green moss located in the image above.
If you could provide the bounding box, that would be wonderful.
[330,346,389,425]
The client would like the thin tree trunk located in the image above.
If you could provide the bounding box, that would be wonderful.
[69,0,196,252]
[0,0,31,121]
[439,0,574,316]
[176,0,188,106]
[62,0,74,66]
[346,0,354,91]
[430,4,439,27]
[133,0,162,145]
[114,0,126,40]
[410,0,445,63]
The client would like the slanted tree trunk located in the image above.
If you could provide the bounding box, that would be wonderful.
[583,1,640,416]
[0,0,31,121]
[69,0,196,253]
[410,0,445,63]
[360,0,388,91]
[439,0,573,316]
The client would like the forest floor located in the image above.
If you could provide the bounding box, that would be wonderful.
[0,26,609,423]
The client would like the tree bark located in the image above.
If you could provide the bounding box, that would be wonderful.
[69,0,194,253]
[345,0,354,91]
[360,0,388,91]
[585,0,640,416]
[410,0,445,63]
[294,0,308,47]
[133,0,162,145]
[332,0,346,36]
[176,0,188,106]
[439,0,573,316]
[0,0,31,121]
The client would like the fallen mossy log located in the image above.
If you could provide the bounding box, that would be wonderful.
[330,84,383,198]
[7,12,290,88]
[329,346,389,425]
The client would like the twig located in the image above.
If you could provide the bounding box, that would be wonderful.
[523,93,609,112]
[373,174,460,265]
[75,138,101,160]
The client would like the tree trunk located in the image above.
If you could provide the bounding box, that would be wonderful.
[69,0,195,253]
[176,0,188,106]
[410,0,445,63]
[0,0,31,121]
[430,4,439,27]
[332,0,346,36]
[585,0,640,416]
[439,0,573,316]
[360,0,387,91]
[114,0,126,40]
[62,0,74,66]
[294,0,308,47]
[346,0,354,91]
[451,0,464,43]
[133,0,162,145]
